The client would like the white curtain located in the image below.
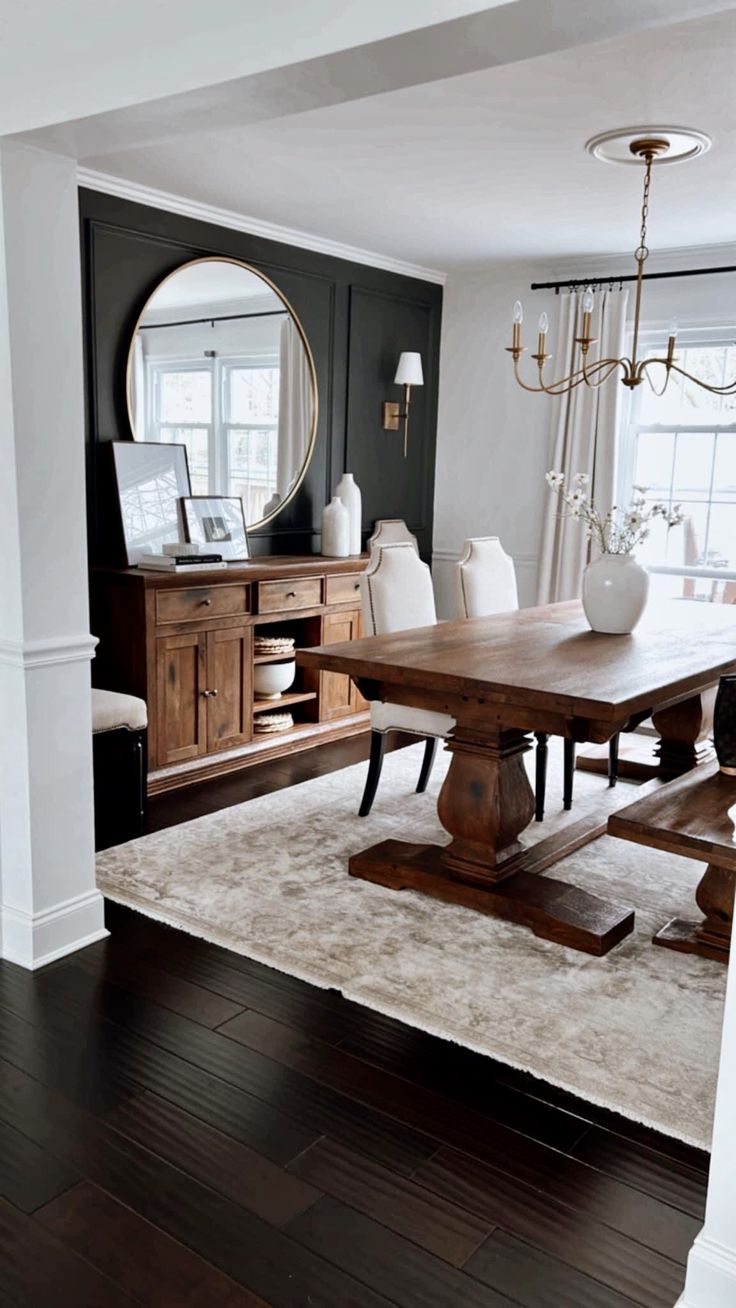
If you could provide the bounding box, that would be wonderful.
[537,287,629,603]
[276,318,312,499]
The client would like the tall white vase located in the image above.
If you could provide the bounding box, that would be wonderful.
[582,553,649,634]
[335,472,362,555]
[321,496,350,557]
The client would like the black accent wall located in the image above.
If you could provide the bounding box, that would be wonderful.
[79,188,442,564]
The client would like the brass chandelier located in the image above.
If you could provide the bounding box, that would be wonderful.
[506,128,730,397]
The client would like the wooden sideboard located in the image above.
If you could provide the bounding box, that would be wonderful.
[91,556,370,794]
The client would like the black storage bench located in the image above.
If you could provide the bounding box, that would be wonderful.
[92,689,147,850]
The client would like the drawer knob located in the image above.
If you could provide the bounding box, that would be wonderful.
[201,688,218,697]
[200,598,212,606]
[354,582,360,590]
[287,590,297,598]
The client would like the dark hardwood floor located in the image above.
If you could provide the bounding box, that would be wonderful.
[0,736,707,1306]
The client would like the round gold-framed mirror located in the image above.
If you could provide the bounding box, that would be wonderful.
[126,256,318,531]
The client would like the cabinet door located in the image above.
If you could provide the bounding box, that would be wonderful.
[206,625,253,753]
[155,631,208,766]
[320,609,366,720]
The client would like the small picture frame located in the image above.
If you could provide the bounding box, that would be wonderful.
[181,496,250,561]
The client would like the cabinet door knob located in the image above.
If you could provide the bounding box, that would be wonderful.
[354,582,360,590]
[200,598,212,606]
[201,688,218,697]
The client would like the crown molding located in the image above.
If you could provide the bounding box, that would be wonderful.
[76,167,447,286]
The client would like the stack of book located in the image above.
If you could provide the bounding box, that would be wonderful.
[137,545,227,573]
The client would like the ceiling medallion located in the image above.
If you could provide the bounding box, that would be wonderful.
[505,126,729,397]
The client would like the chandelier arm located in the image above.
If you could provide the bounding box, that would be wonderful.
[581,356,626,390]
[513,356,625,395]
[664,361,736,395]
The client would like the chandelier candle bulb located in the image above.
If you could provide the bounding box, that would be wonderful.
[511,300,523,355]
[536,311,549,361]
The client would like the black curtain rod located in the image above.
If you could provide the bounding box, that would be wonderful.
[140,309,288,330]
[530,264,736,293]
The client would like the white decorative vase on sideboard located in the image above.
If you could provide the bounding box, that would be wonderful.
[321,495,350,557]
[334,472,362,555]
[582,554,649,634]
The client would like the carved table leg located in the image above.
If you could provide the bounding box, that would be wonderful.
[652,688,716,778]
[349,719,635,955]
[437,727,534,883]
[654,862,734,963]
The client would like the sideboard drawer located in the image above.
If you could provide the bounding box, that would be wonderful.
[258,577,323,613]
[156,584,249,625]
[325,573,364,606]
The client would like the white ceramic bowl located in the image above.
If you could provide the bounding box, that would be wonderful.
[253,659,296,700]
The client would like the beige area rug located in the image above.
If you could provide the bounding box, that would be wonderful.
[97,741,725,1149]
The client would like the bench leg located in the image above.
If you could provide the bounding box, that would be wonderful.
[654,862,734,963]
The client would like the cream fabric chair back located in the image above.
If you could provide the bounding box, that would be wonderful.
[455,537,519,618]
[367,519,419,555]
[360,542,437,636]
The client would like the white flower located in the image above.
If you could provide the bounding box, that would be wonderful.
[568,489,587,514]
[546,470,565,490]
[572,472,589,487]
[625,511,643,529]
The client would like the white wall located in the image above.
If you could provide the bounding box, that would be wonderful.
[433,247,736,616]
[432,262,558,614]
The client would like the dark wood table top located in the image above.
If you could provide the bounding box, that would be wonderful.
[298,599,736,722]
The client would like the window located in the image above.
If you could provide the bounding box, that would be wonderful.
[146,353,280,520]
[620,332,736,605]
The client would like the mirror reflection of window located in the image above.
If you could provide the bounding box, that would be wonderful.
[128,259,316,529]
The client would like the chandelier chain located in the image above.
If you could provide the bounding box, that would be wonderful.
[638,155,653,260]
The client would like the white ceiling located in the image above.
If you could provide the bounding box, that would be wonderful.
[0,0,499,135]
[72,9,736,271]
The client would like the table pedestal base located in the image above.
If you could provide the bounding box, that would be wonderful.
[349,840,635,956]
[653,862,734,964]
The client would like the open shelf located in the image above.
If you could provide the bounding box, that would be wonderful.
[252,690,317,714]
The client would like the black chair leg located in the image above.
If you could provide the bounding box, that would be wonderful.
[563,738,575,811]
[359,730,387,817]
[416,737,439,794]
[608,733,620,788]
[534,732,548,822]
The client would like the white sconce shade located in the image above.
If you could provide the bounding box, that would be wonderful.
[394,352,424,387]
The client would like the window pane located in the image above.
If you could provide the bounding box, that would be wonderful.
[227,366,279,424]
[713,432,736,493]
[227,427,278,520]
[159,426,210,495]
[159,370,211,424]
[706,504,735,568]
[633,431,674,493]
[671,431,715,497]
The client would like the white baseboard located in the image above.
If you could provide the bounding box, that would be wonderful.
[1,888,108,969]
[676,1234,736,1308]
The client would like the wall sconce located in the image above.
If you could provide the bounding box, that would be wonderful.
[382,351,423,458]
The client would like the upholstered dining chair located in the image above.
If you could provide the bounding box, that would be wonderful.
[454,537,619,820]
[367,518,419,554]
[357,542,454,816]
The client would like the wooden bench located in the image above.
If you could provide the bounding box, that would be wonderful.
[608,760,736,963]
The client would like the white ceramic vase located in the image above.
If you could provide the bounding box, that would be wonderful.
[334,472,362,555]
[582,553,649,634]
[321,495,350,557]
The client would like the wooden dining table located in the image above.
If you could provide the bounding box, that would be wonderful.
[298,599,736,956]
